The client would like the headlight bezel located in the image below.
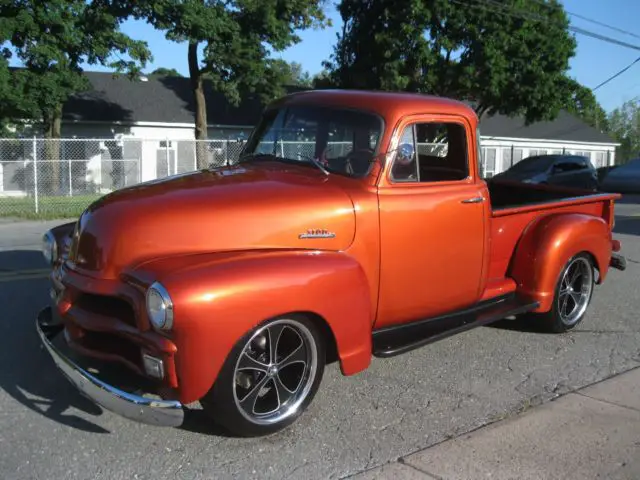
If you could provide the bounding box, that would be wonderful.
[145,281,174,331]
[42,230,57,265]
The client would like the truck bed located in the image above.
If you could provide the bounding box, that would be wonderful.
[485,179,619,285]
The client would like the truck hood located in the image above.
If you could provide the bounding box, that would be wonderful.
[68,162,356,280]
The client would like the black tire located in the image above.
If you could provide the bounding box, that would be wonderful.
[200,313,326,437]
[536,252,595,333]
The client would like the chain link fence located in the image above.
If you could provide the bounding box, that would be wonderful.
[0,137,247,218]
[0,137,616,219]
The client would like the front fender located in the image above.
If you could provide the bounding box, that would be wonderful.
[508,213,612,312]
[130,250,373,405]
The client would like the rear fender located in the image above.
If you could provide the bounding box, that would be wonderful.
[508,213,612,312]
[132,250,373,405]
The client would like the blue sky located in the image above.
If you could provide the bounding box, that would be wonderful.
[15,0,640,113]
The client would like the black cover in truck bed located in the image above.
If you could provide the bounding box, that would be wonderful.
[487,179,602,211]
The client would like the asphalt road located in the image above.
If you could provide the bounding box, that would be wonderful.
[1,199,640,480]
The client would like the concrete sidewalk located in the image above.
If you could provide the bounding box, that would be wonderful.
[352,366,640,480]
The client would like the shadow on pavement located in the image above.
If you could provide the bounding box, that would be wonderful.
[0,249,49,271]
[616,194,640,205]
[0,249,109,433]
[0,249,234,437]
[613,216,640,236]
[485,314,556,334]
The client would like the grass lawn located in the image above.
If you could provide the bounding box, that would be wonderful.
[0,195,103,220]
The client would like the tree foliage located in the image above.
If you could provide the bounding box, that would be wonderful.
[562,78,609,132]
[608,98,640,164]
[268,60,313,87]
[325,0,578,124]
[0,1,151,136]
[150,67,183,77]
[122,0,330,168]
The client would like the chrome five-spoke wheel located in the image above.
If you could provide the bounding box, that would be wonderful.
[557,256,594,327]
[233,319,318,425]
[200,315,326,437]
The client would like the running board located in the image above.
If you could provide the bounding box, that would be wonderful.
[372,297,540,358]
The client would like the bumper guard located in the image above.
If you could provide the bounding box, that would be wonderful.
[610,253,627,271]
[36,306,184,428]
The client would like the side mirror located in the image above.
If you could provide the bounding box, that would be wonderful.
[397,142,415,165]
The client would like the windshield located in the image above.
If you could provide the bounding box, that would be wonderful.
[240,105,384,177]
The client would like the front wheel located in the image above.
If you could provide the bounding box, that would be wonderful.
[201,314,326,437]
[538,253,595,333]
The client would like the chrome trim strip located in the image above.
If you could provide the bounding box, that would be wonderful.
[36,307,184,428]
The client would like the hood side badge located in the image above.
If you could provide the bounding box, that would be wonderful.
[299,229,336,239]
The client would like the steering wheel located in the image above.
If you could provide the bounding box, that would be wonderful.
[342,148,375,176]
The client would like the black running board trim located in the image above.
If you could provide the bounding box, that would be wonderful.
[372,298,540,358]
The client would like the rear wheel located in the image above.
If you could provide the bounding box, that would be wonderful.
[201,314,325,437]
[538,253,595,332]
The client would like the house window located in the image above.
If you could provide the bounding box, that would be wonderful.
[502,147,512,170]
[482,148,497,178]
[528,149,548,157]
[513,148,524,164]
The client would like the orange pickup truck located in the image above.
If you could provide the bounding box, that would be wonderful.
[37,90,626,437]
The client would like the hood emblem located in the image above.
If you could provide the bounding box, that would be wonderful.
[299,229,336,239]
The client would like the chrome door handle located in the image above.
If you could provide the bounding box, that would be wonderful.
[461,196,484,204]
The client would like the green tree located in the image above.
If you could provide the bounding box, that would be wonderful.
[563,78,609,132]
[311,68,332,88]
[325,0,577,124]
[608,98,640,164]
[124,0,330,168]
[269,60,313,87]
[1,1,151,135]
[1,1,151,192]
[150,67,183,77]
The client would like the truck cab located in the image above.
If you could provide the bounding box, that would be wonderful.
[37,90,626,437]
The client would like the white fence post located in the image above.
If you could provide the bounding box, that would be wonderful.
[174,142,178,175]
[68,158,73,197]
[32,136,39,214]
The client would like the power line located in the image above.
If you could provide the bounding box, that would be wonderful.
[526,0,640,41]
[592,55,640,91]
[453,0,640,52]
[566,11,640,41]
[570,26,640,52]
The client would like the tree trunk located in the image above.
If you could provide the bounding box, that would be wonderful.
[189,41,209,169]
[474,104,489,120]
[43,105,62,194]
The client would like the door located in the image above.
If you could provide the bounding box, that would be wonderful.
[156,140,177,178]
[376,117,487,329]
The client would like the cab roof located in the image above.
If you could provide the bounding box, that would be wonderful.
[268,89,479,128]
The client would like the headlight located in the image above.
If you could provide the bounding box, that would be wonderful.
[146,282,174,330]
[42,231,57,265]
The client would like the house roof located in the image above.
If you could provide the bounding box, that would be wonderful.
[478,109,614,144]
[63,71,616,145]
[63,71,270,126]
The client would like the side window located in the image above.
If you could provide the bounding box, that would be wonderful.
[555,159,585,172]
[391,121,469,183]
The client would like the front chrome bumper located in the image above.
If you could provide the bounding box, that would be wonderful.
[36,306,184,428]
